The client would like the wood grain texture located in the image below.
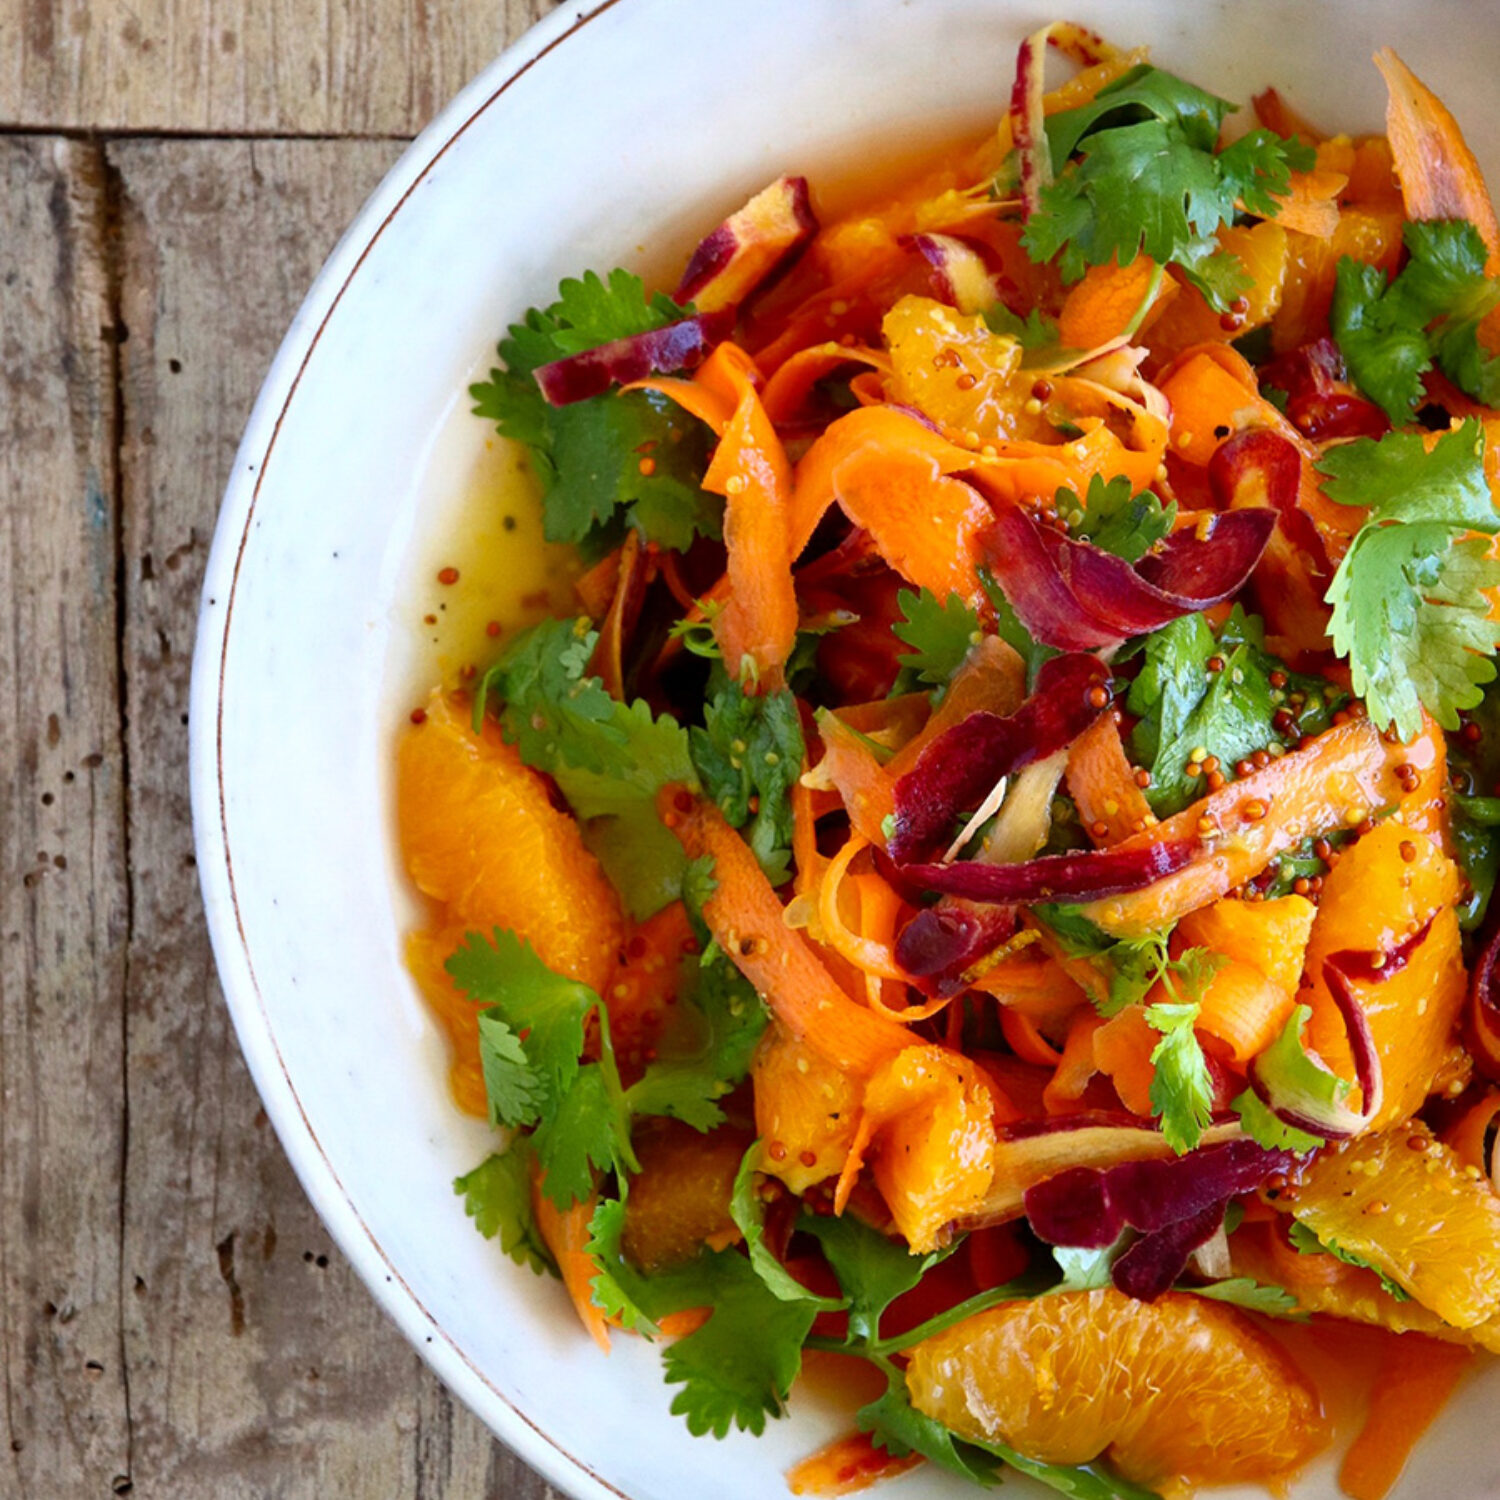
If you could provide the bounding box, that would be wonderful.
[108,137,560,1500]
[0,135,133,1500]
[0,0,561,136]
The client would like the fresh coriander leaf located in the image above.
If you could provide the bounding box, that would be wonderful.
[1146,990,1217,1155]
[1043,64,1232,165]
[477,618,700,918]
[1189,1276,1307,1320]
[1232,1086,1326,1154]
[471,270,719,550]
[661,1252,818,1438]
[893,589,983,688]
[1327,523,1500,737]
[859,1365,1004,1487]
[1288,1220,1411,1301]
[476,1010,547,1128]
[984,303,1060,350]
[1319,421,1497,531]
[1332,257,1433,423]
[799,1213,940,1347]
[447,929,595,1125]
[980,565,1058,688]
[454,1148,553,1274]
[532,1062,634,1209]
[624,947,768,1131]
[586,1195,664,1337]
[690,682,804,886]
[729,1147,844,1309]
[1216,126,1316,217]
[1058,474,1176,563]
[1128,607,1339,815]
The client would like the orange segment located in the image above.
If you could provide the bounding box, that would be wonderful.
[905,1289,1328,1488]
[620,1120,750,1273]
[752,1021,863,1194]
[406,924,489,1118]
[397,690,625,996]
[1287,1125,1500,1331]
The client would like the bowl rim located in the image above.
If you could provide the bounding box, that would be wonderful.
[187,4,636,1496]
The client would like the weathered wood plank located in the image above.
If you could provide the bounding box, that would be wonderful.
[0,137,132,1499]
[111,137,558,1498]
[0,0,560,137]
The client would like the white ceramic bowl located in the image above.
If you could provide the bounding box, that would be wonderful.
[190,3,1500,1497]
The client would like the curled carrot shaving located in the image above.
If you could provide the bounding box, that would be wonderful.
[970,951,1089,1027]
[1000,1006,1064,1069]
[590,528,645,700]
[814,712,896,847]
[790,405,994,606]
[658,787,913,1077]
[531,1176,611,1352]
[1091,1004,1158,1117]
[1041,1009,1104,1114]
[1056,255,1167,349]
[1066,712,1157,848]
[760,341,890,427]
[1193,958,1294,1069]
[1376,48,1500,272]
[818,836,906,982]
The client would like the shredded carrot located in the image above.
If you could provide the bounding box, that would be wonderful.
[1193,958,1294,1068]
[1041,1009,1104,1114]
[1000,1006,1064,1069]
[815,713,897,846]
[1340,1335,1475,1500]
[1056,255,1166,349]
[659,787,913,1076]
[760,341,891,427]
[818,836,906,982]
[1066,712,1157,848]
[1091,1005,1158,1117]
[1376,49,1500,272]
[590,528,643,700]
[531,1177,611,1353]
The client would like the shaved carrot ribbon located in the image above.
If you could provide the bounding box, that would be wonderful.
[1066,712,1156,848]
[1041,1009,1104,1113]
[531,1177,611,1352]
[659,788,912,1076]
[635,342,797,688]
[760,341,890,427]
[818,836,906,982]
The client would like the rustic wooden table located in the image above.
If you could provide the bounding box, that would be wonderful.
[2,5,567,1495]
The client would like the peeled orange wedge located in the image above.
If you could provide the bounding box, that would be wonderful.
[905,1288,1327,1488]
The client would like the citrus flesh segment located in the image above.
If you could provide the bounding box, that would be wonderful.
[1286,1124,1500,1331]
[900,1290,1326,1488]
[904,1288,1327,1488]
[397,689,625,996]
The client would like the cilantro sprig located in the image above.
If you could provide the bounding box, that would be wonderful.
[474,616,700,918]
[892,588,984,690]
[472,269,718,555]
[1332,219,1500,421]
[1319,420,1500,738]
[1060,474,1177,563]
[1022,65,1312,310]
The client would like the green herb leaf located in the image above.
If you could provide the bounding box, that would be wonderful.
[859,1365,1004,1487]
[471,269,718,552]
[531,1062,635,1209]
[1288,1220,1411,1302]
[690,681,805,886]
[728,1148,845,1309]
[1024,66,1309,310]
[799,1213,940,1347]
[1320,424,1500,737]
[454,1147,553,1275]
[1146,982,1218,1155]
[1332,219,1500,419]
[1127,607,1340,815]
[893,589,984,688]
[1232,1085,1326,1154]
[1188,1277,1307,1319]
[1058,474,1177,563]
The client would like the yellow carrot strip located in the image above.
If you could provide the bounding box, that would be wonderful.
[1066,712,1156,848]
[659,787,912,1076]
[1339,1336,1475,1500]
[531,1177,611,1353]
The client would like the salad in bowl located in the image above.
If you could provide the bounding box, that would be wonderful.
[395,22,1500,1499]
